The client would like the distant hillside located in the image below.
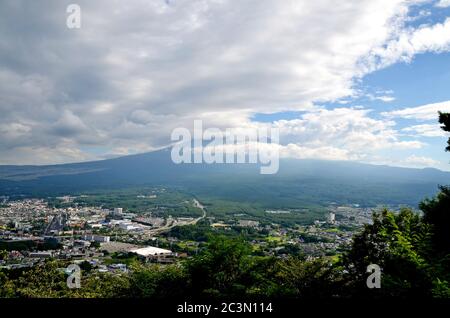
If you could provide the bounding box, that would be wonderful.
[0,148,449,207]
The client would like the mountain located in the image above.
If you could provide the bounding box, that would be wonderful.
[0,148,449,207]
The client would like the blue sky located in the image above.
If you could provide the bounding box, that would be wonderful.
[362,52,450,168]
[253,50,450,170]
[0,0,450,170]
[250,1,450,170]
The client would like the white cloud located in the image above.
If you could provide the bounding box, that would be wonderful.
[271,107,424,161]
[382,100,450,120]
[436,0,450,8]
[402,123,447,137]
[403,155,440,167]
[365,17,450,71]
[395,155,441,168]
[0,1,449,164]
[182,107,426,165]
[279,144,360,161]
[367,91,396,102]
[365,154,444,169]
[0,145,96,165]
[375,95,396,102]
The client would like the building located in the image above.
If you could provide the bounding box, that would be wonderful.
[328,212,336,224]
[131,246,173,257]
[28,251,53,258]
[131,246,175,263]
[111,220,147,232]
[211,222,231,229]
[83,234,110,243]
[238,220,260,228]
[113,208,123,216]
[118,222,141,231]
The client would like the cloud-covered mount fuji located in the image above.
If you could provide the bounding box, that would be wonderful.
[0,148,449,208]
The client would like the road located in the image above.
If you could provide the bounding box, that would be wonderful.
[147,198,206,235]
[191,199,207,222]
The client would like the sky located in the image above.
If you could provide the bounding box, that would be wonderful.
[1,0,450,170]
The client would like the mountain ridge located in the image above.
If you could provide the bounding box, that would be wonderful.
[0,148,449,207]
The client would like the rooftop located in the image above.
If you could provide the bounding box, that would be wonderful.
[131,246,172,257]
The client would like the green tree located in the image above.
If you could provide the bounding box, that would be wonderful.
[0,250,7,261]
[343,208,433,297]
[186,235,253,297]
[420,187,450,256]
[342,114,450,298]
[0,271,15,297]
[90,241,101,249]
[128,264,188,298]
[79,260,93,273]
[439,111,450,151]
[70,273,131,298]
[10,260,131,298]
[274,257,344,298]
[15,261,68,298]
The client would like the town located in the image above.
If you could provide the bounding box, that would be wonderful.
[0,192,382,274]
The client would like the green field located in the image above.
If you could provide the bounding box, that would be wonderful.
[48,186,329,226]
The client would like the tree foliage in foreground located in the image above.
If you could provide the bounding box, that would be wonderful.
[439,111,450,152]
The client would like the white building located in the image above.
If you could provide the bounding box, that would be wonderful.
[131,246,173,257]
[113,208,123,216]
[83,234,110,243]
[118,222,140,231]
[328,212,336,224]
